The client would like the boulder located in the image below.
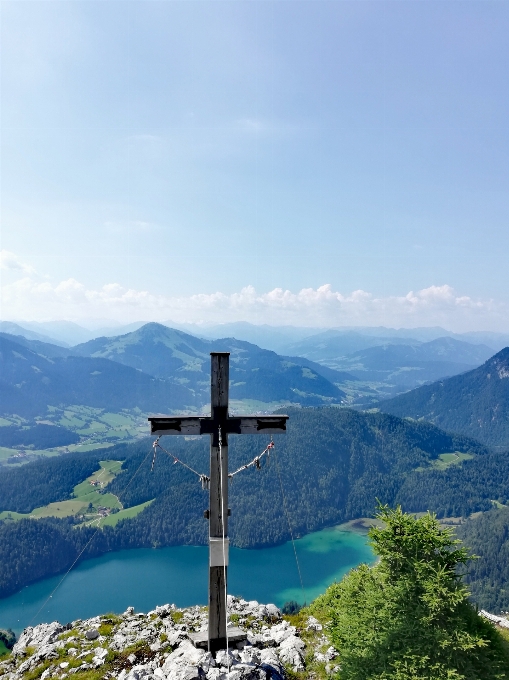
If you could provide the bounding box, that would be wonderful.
[162,640,209,677]
[265,604,281,619]
[12,621,64,656]
[306,616,322,631]
[278,635,305,671]
[156,604,174,618]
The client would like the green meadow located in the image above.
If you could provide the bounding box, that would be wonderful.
[431,452,474,470]
[0,460,124,522]
[98,500,154,527]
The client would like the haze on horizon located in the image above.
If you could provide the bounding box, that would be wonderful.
[1,1,508,333]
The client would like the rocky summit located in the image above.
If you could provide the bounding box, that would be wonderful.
[0,597,338,680]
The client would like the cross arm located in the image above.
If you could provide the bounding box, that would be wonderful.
[225,415,289,434]
[148,417,203,436]
[148,414,289,436]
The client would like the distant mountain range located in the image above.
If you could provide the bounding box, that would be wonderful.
[0,322,68,347]
[0,325,348,433]
[281,333,494,396]
[330,337,494,395]
[4,319,509,353]
[0,333,194,420]
[378,348,509,448]
[2,320,509,452]
[70,323,347,406]
[283,330,422,362]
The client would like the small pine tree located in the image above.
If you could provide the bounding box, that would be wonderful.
[282,600,302,615]
[312,505,509,680]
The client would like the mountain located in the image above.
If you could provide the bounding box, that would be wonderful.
[378,347,509,448]
[282,330,423,364]
[458,331,509,353]
[0,334,195,419]
[0,328,347,437]
[9,320,95,347]
[178,321,325,353]
[0,322,67,347]
[0,332,72,359]
[377,337,494,365]
[82,321,148,340]
[1,599,331,679]
[161,323,509,355]
[280,356,357,384]
[330,337,493,394]
[71,323,346,406]
[281,334,492,399]
[15,320,97,346]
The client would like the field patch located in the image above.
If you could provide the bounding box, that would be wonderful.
[0,460,124,522]
[0,510,30,521]
[31,500,87,518]
[98,499,154,527]
[431,452,474,470]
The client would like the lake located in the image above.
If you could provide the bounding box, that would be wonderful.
[0,526,373,635]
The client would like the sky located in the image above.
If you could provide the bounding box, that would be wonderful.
[0,0,508,331]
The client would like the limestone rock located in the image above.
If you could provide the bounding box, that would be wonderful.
[278,635,305,671]
[5,595,330,680]
[305,616,322,632]
[12,621,64,656]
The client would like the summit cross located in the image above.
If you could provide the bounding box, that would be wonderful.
[148,352,289,653]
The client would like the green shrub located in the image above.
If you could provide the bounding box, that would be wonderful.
[171,611,184,624]
[312,505,509,680]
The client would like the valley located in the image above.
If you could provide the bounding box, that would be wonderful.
[0,407,494,601]
[1,321,506,469]
[1,320,509,621]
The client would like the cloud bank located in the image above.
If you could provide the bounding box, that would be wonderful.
[1,269,504,331]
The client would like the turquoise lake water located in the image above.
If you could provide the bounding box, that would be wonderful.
[0,526,373,635]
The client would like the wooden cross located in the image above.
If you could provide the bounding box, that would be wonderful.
[148,352,288,653]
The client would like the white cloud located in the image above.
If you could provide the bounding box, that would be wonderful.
[0,275,504,331]
[0,250,36,275]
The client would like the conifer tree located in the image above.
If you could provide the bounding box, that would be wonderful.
[313,505,509,679]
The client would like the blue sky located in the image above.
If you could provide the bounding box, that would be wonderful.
[1,1,508,330]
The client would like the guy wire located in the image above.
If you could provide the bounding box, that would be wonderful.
[272,446,306,605]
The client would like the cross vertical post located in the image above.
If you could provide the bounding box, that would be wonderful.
[208,352,229,653]
[148,353,289,653]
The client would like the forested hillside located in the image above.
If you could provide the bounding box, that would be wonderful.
[0,407,497,599]
[0,452,108,513]
[0,423,79,449]
[456,508,509,613]
[378,347,509,447]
